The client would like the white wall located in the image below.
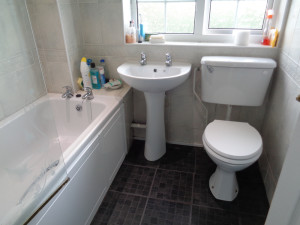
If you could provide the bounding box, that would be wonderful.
[27,0,73,93]
[57,0,84,91]
[76,0,278,146]
[24,0,281,148]
[0,0,46,121]
[259,0,300,202]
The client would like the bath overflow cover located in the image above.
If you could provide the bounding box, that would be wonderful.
[76,104,82,111]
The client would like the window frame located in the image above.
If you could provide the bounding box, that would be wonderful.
[131,0,278,43]
[203,0,275,35]
[135,0,197,34]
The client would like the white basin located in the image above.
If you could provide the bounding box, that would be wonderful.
[117,61,192,161]
[117,62,191,93]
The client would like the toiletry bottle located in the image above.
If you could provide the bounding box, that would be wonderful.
[99,59,107,86]
[90,62,101,89]
[80,57,92,88]
[139,14,145,41]
[125,20,136,43]
[99,67,106,88]
[87,58,92,67]
[261,9,274,46]
[99,59,107,76]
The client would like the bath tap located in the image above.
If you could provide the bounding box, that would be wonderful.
[165,53,172,66]
[140,52,147,65]
[62,86,73,98]
[82,87,94,100]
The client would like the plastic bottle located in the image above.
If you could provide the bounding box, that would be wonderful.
[87,59,92,67]
[80,57,92,89]
[99,67,106,88]
[90,62,101,89]
[139,14,145,40]
[261,10,274,46]
[125,20,136,43]
[99,59,107,87]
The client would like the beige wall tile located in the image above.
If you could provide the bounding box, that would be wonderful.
[34,2,65,50]
[79,3,102,45]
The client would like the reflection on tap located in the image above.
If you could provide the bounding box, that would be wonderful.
[82,87,94,100]
[165,53,172,67]
[61,86,73,99]
[140,52,147,65]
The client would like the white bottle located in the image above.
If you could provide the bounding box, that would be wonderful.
[80,57,92,88]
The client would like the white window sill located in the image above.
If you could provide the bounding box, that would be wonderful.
[125,41,276,49]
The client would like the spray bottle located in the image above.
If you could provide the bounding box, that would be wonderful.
[261,9,274,46]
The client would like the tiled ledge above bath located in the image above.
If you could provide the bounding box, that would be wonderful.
[76,83,131,100]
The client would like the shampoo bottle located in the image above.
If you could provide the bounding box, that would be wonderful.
[90,62,101,89]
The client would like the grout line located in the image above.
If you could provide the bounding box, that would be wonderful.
[189,173,195,225]
[122,161,159,169]
[138,167,158,225]
[123,161,197,175]
[109,190,148,199]
[157,167,195,175]
[111,189,193,206]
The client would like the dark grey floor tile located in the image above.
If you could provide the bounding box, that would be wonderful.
[91,191,147,225]
[237,162,264,184]
[110,164,156,196]
[193,174,239,212]
[159,144,196,173]
[191,205,239,225]
[150,169,193,203]
[124,140,160,168]
[237,182,269,216]
[141,198,191,225]
[195,149,216,179]
[239,213,266,225]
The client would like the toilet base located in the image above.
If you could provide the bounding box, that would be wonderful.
[209,167,239,201]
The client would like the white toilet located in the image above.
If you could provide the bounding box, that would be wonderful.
[200,56,277,201]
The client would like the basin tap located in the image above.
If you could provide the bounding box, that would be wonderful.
[140,52,147,65]
[62,86,73,99]
[82,87,94,100]
[165,53,172,66]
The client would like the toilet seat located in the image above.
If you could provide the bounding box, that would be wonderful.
[203,120,262,161]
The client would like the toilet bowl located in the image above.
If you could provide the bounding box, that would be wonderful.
[199,56,276,201]
[202,120,262,201]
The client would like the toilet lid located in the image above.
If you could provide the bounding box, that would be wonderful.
[203,120,262,160]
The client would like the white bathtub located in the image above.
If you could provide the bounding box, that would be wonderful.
[0,93,127,225]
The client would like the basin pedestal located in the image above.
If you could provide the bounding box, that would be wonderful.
[144,92,166,161]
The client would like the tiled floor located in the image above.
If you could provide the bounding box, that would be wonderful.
[91,140,269,225]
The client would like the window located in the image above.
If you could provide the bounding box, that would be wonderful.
[209,0,268,30]
[205,0,273,34]
[136,0,196,34]
[130,0,276,42]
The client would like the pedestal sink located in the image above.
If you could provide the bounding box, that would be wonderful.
[117,61,191,161]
